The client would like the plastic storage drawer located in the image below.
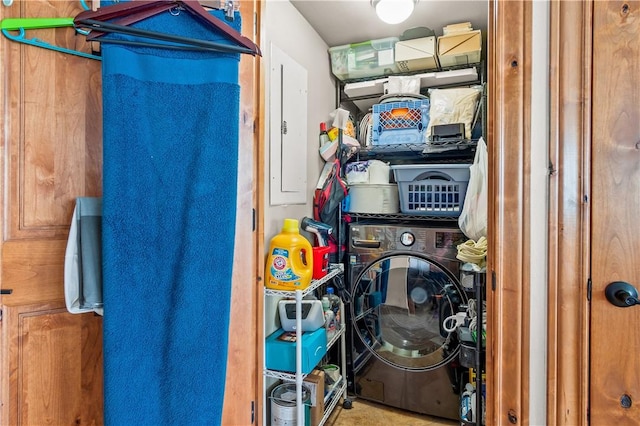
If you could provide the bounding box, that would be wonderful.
[329,37,400,81]
[391,163,470,216]
[265,327,327,374]
[372,99,430,146]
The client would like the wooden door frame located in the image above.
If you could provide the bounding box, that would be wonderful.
[546,1,590,424]
[249,0,591,424]
[488,0,532,423]
[223,0,262,424]
[491,0,590,425]
[255,0,267,424]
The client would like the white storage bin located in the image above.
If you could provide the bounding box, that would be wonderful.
[329,37,400,81]
[345,184,399,214]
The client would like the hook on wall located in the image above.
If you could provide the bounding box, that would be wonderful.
[1,26,101,60]
[0,0,100,59]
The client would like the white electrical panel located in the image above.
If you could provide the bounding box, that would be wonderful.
[269,43,308,205]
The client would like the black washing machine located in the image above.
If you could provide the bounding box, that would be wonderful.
[345,221,467,420]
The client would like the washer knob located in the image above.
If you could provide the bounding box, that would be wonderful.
[400,231,415,247]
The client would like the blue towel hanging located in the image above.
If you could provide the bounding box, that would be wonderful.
[100,6,242,425]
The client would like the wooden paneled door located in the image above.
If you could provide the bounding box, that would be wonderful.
[1,300,103,425]
[0,0,261,425]
[590,1,640,423]
[548,0,640,424]
[0,0,103,424]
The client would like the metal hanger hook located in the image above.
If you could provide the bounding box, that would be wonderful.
[169,5,183,16]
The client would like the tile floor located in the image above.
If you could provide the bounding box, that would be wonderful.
[325,397,459,426]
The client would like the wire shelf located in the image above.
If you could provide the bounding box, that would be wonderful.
[344,211,460,222]
[263,263,344,298]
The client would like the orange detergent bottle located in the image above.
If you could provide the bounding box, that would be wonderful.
[265,218,314,291]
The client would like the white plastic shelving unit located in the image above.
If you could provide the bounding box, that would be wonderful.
[264,263,347,426]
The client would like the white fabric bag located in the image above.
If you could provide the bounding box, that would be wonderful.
[458,137,488,241]
[64,197,103,316]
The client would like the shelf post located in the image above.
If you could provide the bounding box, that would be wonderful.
[474,270,485,425]
[295,289,304,426]
[339,299,347,402]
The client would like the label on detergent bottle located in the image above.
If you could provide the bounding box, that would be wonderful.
[269,248,303,286]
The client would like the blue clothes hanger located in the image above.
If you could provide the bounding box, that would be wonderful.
[1,1,102,60]
[1,21,101,60]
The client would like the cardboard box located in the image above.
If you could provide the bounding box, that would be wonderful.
[437,30,482,68]
[395,36,438,72]
[265,328,327,374]
[303,369,325,426]
[443,21,473,35]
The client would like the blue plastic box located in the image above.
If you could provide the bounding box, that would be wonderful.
[265,328,327,374]
[372,99,430,145]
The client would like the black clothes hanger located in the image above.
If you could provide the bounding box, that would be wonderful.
[74,0,261,56]
[82,2,176,40]
[76,18,256,54]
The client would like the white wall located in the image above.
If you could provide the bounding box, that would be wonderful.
[529,1,549,423]
[262,0,337,259]
[262,0,336,344]
[261,4,336,421]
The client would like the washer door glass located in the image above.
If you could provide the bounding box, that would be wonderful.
[351,252,466,371]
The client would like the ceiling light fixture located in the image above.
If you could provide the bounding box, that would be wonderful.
[372,0,417,25]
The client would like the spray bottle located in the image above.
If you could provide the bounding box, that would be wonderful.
[301,216,333,279]
[460,383,475,423]
[300,216,333,247]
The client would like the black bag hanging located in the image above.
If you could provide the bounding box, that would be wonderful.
[313,159,347,245]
